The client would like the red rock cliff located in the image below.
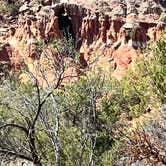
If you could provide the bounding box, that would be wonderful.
[0,0,165,78]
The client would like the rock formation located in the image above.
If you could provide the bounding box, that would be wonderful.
[0,0,165,79]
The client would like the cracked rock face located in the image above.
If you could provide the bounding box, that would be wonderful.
[0,0,165,79]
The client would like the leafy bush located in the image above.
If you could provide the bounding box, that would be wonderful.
[159,13,166,22]
[101,69,153,119]
[0,0,21,17]
[148,39,166,103]
[100,36,166,165]
[102,36,166,120]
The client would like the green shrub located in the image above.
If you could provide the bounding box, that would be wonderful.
[101,36,166,119]
[0,0,21,16]
[100,36,166,165]
[150,39,166,103]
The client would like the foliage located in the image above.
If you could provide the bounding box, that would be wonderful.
[148,39,166,103]
[159,12,166,22]
[0,33,165,166]
[0,38,80,165]
[0,0,21,16]
[60,73,113,165]
[100,37,166,164]
[101,139,123,166]
[101,68,153,119]
[102,37,166,119]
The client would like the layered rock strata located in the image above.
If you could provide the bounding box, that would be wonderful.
[0,0,165,79]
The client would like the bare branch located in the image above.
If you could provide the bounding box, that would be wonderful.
[0,149,33,162]
[0,124,28,134]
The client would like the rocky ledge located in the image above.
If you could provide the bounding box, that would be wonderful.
[0,0,165,79]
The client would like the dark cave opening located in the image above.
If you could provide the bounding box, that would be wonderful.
[57,7,75,43]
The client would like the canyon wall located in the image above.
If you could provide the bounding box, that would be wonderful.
[0,0,165,79]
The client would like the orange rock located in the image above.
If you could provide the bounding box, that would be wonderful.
[1,1,165,84]
[112,46,138,79]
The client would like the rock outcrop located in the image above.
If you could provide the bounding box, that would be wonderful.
[0,0,165,79]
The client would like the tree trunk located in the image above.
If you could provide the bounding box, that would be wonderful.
[51,94,61,166]
[55,113,60,166]
[29,129,42,166]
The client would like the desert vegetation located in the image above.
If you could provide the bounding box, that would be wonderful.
[0,31,165,166]
[0,0,165,165]
[0,0,22,17]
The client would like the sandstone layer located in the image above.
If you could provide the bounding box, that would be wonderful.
[0,0,165,79]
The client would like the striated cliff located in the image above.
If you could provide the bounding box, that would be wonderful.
[0,0,165,79]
